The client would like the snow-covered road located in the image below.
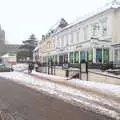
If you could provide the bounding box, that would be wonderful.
[0,71,120,120]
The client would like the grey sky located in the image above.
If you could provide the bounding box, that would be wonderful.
[0,0,110,44]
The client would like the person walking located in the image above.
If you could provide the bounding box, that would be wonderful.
[35,62,39,72]
[28,62,34,73]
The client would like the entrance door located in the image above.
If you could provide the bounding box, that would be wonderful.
[96,49,102,63]
[59,55,63,65]
[80,51,85,62]
[63,54,68,63]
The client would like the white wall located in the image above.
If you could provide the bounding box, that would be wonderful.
[53,8,113,54]
[112,7,120,43]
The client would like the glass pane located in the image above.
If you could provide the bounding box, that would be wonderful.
[80,51,85,61]
[64,54,68,63]
[70,52,73,63]
[74,51,79,63]
[96,49,102,63]
[103,49,109,63]
[88,48,93,61]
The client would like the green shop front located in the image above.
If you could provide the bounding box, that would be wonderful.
[45,47,109,65]
[61,48,109,64]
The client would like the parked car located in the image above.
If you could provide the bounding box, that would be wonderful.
[0,63,14,72]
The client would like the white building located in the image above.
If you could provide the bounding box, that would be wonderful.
[1,53,17,64]
[36,0,120,66]
[47,0,120,65]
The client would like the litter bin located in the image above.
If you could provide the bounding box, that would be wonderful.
[62,63,69,77]
[109,61,113,69]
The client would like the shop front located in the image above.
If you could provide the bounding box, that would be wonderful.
[74,51,79,63]
[113,45,120,65]
[96,48,109,64]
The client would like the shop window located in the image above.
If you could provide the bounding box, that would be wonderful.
[64,54,68,63]
[114,49,120,64]
[80,51,85,62]
[55,55,57,64]
[88,48,93,61]
[70,52,73,63]
[74,51,79,63]
[96,49,102,63]
[59,55,63,65]
[103,49,109,63]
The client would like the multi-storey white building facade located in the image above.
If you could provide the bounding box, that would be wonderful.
[35,0,120,65]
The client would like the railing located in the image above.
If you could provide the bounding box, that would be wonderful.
[35,62,56,75]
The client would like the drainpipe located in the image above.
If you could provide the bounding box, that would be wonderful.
[79,51,81,63]
[102,46,104,64]
[68,53,70,63]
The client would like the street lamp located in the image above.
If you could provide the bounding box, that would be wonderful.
[102,45,104,64]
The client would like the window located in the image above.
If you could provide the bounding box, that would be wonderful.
[77,31,79,43]
[103,49,109,63]
[63,54,68,63]
[9,53,15,56]
[83,25,88,40]
[102,22,107,36]
[55,55,57,64]
[63,35,68,47]
[74,51,79,63]
[69,52,73,63]
[66,34,68,46]
[47,42,51,49]
[68,33,72,45]
[73,31,77,43]
[100,18,107,36]
[92,23,100,36]
[71,32,73,43]
[57,38,60,47]
[114,49,120,64]
[80,51,85,61]
[96,49,102,63]
[61,37,64,47]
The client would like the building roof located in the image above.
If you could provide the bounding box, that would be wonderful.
[5,44,20,53]
[0,44,21,56]
[33,47,39,52]
[1,53,9,58]
[55,0,120,34]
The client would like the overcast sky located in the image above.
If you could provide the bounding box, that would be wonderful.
[0,0,111,44]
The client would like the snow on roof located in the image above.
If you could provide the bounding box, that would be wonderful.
[56,1,120,34]
[33,47,39,52]
[1,53,9,58]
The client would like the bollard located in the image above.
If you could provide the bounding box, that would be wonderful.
[66,69,69,77]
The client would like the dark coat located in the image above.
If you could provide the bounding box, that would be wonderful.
[28,63,34,70]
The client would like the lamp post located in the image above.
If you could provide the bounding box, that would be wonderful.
[102,45,104,64]
[47,52,50,74]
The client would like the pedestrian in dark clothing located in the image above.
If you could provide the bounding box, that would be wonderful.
[28,62,34,73]
[35,62,39,72]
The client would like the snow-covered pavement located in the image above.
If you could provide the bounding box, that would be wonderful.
[13,63,28,72]
[0,71,120,119]
[31,71,120,98]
